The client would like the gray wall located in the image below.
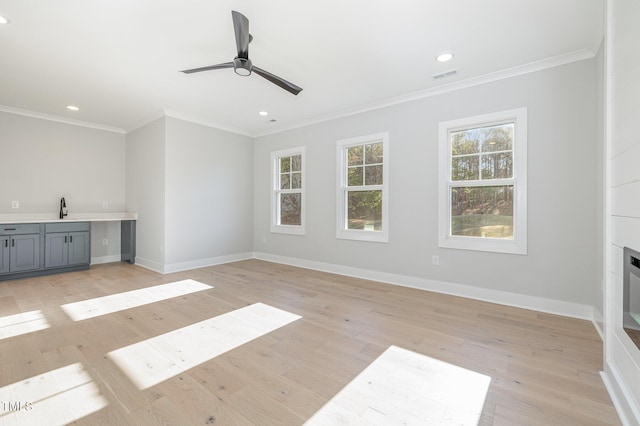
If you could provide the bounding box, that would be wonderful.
[254,58,600,309]
[126,118,166,271]
[0,111,126,262]
[604,0,640,421]
[0,111,255,273]
[164,117,254,271]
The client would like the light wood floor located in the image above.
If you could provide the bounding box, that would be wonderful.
[0,260,620,425]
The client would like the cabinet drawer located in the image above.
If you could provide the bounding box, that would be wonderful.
[45,222,90,233]
[0,223,41,235]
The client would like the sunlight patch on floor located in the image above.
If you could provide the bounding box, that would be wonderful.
[61,279,213,321]
[107,302,301,389]
[0,310,50,341]
[0,363,108,426]
[305,345,491,425]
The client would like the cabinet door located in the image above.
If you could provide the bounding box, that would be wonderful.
[10,234,40,272]
[0,236,9,274]
[68,231,90,266]
[45,232,68,268]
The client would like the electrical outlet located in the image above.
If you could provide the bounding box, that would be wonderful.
[102,238,108,246]
[102,201,108,209]
[432,255,440,266]
[11,201,19,209]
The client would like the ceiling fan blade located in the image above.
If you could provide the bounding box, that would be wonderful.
[252,66,303,95]
[231,10,250,59]
[180,62,234,74]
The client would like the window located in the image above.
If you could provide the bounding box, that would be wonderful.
[336,133,389,242]
[438,108,527,254]
[271,147,305,235]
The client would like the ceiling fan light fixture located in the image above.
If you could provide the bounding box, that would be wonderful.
[436,52,454,63]
[233,57,252,76]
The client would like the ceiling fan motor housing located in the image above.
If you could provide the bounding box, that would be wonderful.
[234,57,252,76]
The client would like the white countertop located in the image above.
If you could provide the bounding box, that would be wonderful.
[0,212,137,224]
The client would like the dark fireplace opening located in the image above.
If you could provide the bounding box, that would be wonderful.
[623,247,640,349]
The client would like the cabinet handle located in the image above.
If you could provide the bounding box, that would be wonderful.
[3,228,16,231]
[70,235,73,243]
[65,236,67,243]
[11,239,14,247]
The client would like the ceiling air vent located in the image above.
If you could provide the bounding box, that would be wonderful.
[432,70,458,80]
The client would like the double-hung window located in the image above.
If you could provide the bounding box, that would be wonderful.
[438,108,527,254]
[271,147,305,235]
[336,133,389,242]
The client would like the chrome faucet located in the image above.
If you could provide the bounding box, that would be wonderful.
[59,197,68,219]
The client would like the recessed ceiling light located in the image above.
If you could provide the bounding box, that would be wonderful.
[436,52,454,63]
[0,15,10,24]
[259,111,269,116]
[66,105,79,111]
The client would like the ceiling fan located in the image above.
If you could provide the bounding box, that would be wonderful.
[180,10,303,96]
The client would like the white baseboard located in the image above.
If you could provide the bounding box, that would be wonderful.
[134,257,165,274]
[253,252,594,320]
[592,305,604,341]
[593,318,605,341]
[163,252,254,274]
[601,362,640,426]
[133,252,254,274]
[90,255,122,265]
[125,250,594,320]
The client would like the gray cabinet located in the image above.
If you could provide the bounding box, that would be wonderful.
[0,224,41,274]
[0,217,136,281]
[10,234,40,272]
[44,222,90,268]
[0,236,9,274]
[68,231,90,265]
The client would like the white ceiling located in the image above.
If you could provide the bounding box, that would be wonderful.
[0,1,604,136]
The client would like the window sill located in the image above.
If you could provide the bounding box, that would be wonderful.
[337,229,388,243]
[271,225,305,235]
[438,235,526,255]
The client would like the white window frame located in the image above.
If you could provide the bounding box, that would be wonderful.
[271,146,305,235]
[336,132,389,242]
[438,108,527,254]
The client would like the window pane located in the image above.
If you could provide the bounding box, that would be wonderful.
[481,152,513,179]
[364,165,383,185]
[451,156,479,181]
[348,166,363,186]
[348,146,363,166]
[291,155,302,172]
[280,156,291,173]
[280,193,301,225]
[450,186,513,239]
[280,173,290,190]
[451,131,480,155]
[365,143,383,165]
[347,190,382,231]
[482,123,513,153]
[291,172,302,189]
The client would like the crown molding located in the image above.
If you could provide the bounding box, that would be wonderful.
[0,104,126,134]
[1,49,595,139]
[253,49,595,138]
